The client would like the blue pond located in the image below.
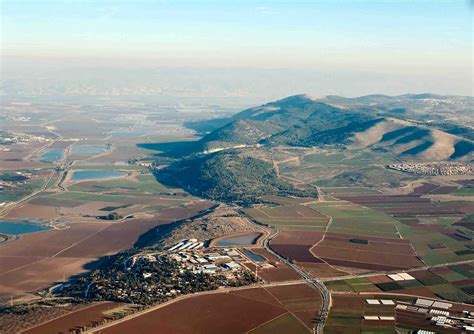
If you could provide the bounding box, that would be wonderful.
[215,232,262,247]
[241,249,265,262]
[0,221,52,236]
[40,149,64,163]
[71,170,126,182]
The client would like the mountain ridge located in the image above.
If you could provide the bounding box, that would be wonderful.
[187,94,473,161]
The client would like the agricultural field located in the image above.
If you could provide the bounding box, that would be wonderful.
[98,283,321,334]
[324,294,402,334]
[67,173,175,195]
[0,172,45,203]
[21,302,126,334]
[325,264,474,304]
[395,215,474,266]
[336,193,461,216]
[15,170,193,220]
[310,200,399,238]
[244,204,329,231]
[0,201,213,299]
[453,186,474,197]
[321,187,381,195]
[281,149,404,188]
[249,313,309,334]
[310,233,423,271]
[327,291,474,334]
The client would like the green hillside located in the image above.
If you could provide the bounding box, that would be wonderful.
[156,150,315,204]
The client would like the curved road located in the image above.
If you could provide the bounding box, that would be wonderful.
[261,229,331,333]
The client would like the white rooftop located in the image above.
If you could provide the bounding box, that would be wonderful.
[398,273,415,280]
[464,325,474,332]
[416,298,434,307]
[380,300,395,305]
[388,274,404,281]
[432,301,452,309]
[366,299,380,305]
[388,272,415,281]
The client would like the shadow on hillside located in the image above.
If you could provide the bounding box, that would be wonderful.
[136,141,199,158]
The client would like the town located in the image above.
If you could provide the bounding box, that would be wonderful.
[55,239,267,305]
[388,162,473,176]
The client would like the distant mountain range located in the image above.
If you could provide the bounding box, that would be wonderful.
[186,94,474,161]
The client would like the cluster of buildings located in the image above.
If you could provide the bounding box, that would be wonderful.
[128,239,262,285]
[165,239,252,278]
[363,299,396,322]
[0,131,51,145]
[396,298,474,332]
[388,163,472,176]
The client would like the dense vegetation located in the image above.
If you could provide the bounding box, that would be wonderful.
[195,95,378,151]
[156,150,315,205]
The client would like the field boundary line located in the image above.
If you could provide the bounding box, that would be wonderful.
[0,257,48,276]
[19,302,112,333]
[51,223,111,258]
[245,311,292,333]
[228,289,285,309]
[83,281,309,333]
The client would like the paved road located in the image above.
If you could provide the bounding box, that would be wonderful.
[84,280,309,334]
[240,208,331,333]
[261,229,331,333]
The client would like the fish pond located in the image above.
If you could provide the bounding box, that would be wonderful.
[0,221,52,236]
[215,232,262,247]
[40,149,64,163]
[241,249,266,262]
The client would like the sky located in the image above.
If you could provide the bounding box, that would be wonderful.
[1,0,473,98]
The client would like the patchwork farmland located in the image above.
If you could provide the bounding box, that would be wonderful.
[98,283,322,334]
[244,205,329,231]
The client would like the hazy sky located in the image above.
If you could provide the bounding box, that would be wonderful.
[1,0,473,97]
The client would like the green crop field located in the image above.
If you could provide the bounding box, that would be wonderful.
[303,153,347,164]
[452,187,474,196]
[322,187,380,195]
[244,205,329,231]
[68,174,170,194]
[49,191,133,203]
[395,220,474,266]
[310,201,398,237]
[0,178,44,202]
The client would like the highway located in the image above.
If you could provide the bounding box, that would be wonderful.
[84,279,310,334]
[240,207,332,333]
[0,140,71,217]
[261,229,331,333]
